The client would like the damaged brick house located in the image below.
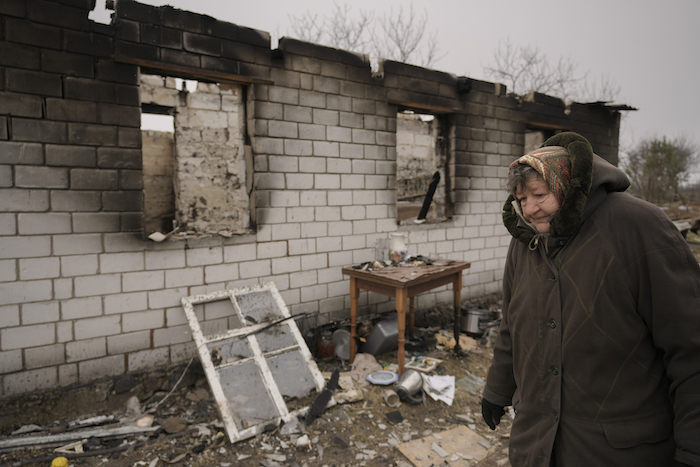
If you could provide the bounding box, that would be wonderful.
[0,0,624,396]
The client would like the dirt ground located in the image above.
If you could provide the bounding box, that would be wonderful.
[0,304,512,467]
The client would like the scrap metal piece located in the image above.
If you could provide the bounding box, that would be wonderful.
[305,368,340,425]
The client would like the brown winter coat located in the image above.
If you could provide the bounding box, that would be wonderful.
[483,133,700,467]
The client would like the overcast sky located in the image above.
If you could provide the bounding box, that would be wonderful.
[102,0,699,169]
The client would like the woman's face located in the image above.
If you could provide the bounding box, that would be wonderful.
[515,178,560,234]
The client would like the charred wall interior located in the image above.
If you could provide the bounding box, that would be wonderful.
[0,0,622,395]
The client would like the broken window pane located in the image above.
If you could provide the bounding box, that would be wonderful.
[234,290,284,324]
[181,283,326,443]
[256,323,296,352]
[217,361,279,430]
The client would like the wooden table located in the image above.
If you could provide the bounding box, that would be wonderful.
[342,260,471,374]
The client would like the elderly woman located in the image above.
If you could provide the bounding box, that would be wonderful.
[481,132,700,467]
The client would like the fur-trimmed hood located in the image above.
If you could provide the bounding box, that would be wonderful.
[502,132,630,245]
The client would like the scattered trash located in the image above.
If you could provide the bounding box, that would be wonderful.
[422,374,456,406]
[366,370,399,385]
[455,372,486,395]
[404,355,442,372]
[50,457,68,467]
[382,388,401,407]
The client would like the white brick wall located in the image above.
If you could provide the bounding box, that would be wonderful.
[0,49,555,398]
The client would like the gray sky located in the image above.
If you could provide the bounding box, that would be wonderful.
[102,0,699,169]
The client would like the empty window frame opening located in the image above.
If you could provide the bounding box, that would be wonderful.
[140,74,252,239]
[181,282,328,444]
[396,111,449,223]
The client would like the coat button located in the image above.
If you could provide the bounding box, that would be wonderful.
[549,319,557,329]
[552,411,559,421]
[550,366,559,376]
[556,238,566,246]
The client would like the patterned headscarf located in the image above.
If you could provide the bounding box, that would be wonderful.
[510,146,572,205]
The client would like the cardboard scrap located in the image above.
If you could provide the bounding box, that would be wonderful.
[322,372,364,404]
[397,425,492,467]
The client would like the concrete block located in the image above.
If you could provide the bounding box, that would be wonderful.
[25,343,65,369]
[53,278,72,301]
[128,347,170,372]
[16,166,68,189]
[315,174,341,190]
[204,263,239,284]
[301,253,327,271]
[18,212,71,234]
[300,191,326,206]
[256,241,287,259]
[0,305,20,328]
[74,273,121,298]
[12,118,68,144]
[0,214,15,236]
[296,124,324,142]
[147,286,189,309]
[99,252,144,274]
[68,122,118,146]
[122,270,165,292]
[285,173,313,190]
[53,234,103,255]
[7,68,61,97]
[165,267,204,288]
[0,141,43,165]
[61,254,98,277]
[0,166,10,187]
[46,144,96,167]
[42,49,94,77]
[0,259,16,282]
[62,26,112,56]
[72,212,121,233]
[104,291,148,315]
[315,207,341,222]
[0,41,40,69]
[78,354,124,382]
[339,143,363,159]
[0,91,43,118]
[21,300,58,325]
[107,331,151,355]
[50,191,101,212]
[46,98,99,123]
[283,105,313,123]
[3,367,57,396]
[102,191,141,212]
[0,349,22,373]
[74,315,120,339]
[70,168,118,190]
[284,140,313,156]
[238,259,271,279]
[327,126,351,143]
[312,141,340,157]
[97,147,142,169]
[301,222,328,239]
[223,243,256,262]
[0,236,51,259]
[19,257,60,280]
[122,309,164,333]
[145,249,185,270]
[341,174,365,189]
[153,322,189,347]
[2,322,55,350]
[103,232,144,253]
[271,256,301,275]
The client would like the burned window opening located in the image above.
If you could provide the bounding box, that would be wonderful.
[140,73,252,239]
[396,111,450,223]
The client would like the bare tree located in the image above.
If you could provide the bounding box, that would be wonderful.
[484,38,620,103]
[286,2,443,69]
[623,136,699,204]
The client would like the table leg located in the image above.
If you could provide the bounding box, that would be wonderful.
[349,277,358,363]
[396,288,408,375]
[453,272,463,353]
[408,296,415,338]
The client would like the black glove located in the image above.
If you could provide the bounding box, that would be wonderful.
[481,398,505,430]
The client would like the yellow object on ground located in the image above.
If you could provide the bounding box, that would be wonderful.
[51,457,69,467]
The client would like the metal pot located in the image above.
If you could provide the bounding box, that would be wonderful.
[395,369,424,404]
[460,307,490,336]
